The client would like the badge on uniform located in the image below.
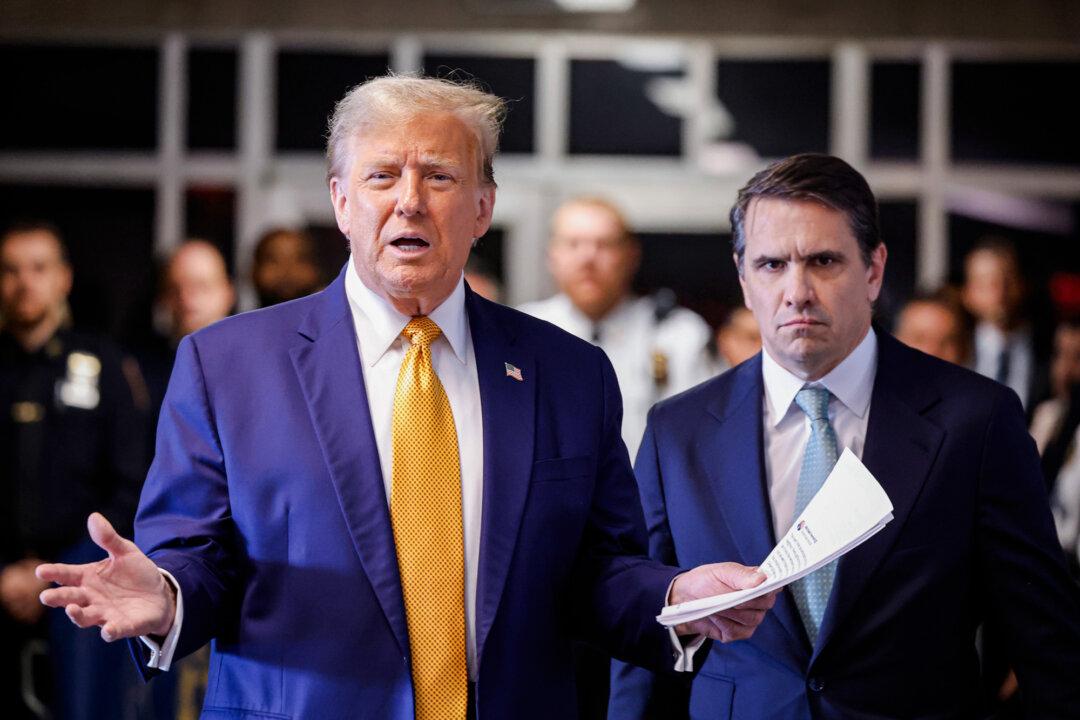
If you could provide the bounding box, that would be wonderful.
[504,362,523,382]
[56,351,101,410]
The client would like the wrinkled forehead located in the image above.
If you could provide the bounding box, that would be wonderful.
[0,230,66,264]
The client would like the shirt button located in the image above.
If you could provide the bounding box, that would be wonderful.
[808,677,826,692]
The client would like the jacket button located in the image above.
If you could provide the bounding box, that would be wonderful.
[808,677,825,692]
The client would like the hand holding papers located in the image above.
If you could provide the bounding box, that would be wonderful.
[658,448,893,628]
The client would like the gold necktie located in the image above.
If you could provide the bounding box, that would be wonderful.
[390,317,468,720]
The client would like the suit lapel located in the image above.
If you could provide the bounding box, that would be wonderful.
[701,357,810,660]
[289,270,410,659]
[813,333,944,658]
[468,291,536,666]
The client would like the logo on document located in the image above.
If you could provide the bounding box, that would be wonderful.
[796,519,819,545]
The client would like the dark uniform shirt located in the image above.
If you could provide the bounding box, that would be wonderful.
[0,328,147,565]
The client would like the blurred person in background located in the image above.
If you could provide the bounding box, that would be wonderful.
[519,197,713,460]
[962,237,1047,411]
[0,221,147,719]
[140,239,236,434]
[519,196,713,720]
[1029,317,1080,577]
[251,227,322,308]
[463,254,502,303]
[713,306,762,371]
[893,287,974,367]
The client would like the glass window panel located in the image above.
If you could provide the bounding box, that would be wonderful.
[187,48,237,151]
[569,60,683,156]
[952,61,1080,165]
[632,231,737,326]
[714,59,831,158]
[870,62,921,161]
[423,55,535,154]
[0,44,158,151]
[276,50,391,151]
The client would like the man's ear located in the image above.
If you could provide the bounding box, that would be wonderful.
[329,177,350,238]
[734,252,752,311]
[472,185,496,239]
[866,243,888,303]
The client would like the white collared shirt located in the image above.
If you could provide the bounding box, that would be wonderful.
[973,321,1035,410]
[345,261,484,680]
[761,329,878,541]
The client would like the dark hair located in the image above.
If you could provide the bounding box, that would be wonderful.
[730,153,881,272]
[0,219,69,264]
[254,227,317,266]
[965,235,1020,272]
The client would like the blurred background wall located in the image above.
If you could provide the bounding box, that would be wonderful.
[2,0,1080,339]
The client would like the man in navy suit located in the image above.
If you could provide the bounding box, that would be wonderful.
[610,154,1080,719]
[35,76,774,719]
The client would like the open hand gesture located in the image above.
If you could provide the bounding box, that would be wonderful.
[37,512,175,642]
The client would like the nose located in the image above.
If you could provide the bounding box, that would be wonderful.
[784,264,815,309]
[395,172,425,217]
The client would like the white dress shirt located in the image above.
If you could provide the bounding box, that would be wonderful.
[761,329,878,541]
[973,322,1035,410]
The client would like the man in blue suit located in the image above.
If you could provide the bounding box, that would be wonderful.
[36,77,774,719]
[610,154,1080,719]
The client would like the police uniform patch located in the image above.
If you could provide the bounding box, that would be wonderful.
[57,351,101,409]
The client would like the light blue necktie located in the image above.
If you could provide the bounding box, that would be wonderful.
[790,385,840,646]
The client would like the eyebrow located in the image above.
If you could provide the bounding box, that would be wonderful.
[750,249,846,265]
[750,252,788,265]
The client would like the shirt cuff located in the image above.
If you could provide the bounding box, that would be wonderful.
[139,568,183,671]
[665,574,707,672]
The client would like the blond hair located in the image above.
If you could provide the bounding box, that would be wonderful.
[326,74,506,187]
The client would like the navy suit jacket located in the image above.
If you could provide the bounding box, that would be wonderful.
[132,269,681,719]
[612,331,1080,720]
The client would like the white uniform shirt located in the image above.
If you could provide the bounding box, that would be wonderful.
[518,294,713,459]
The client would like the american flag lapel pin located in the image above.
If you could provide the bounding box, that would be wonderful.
[504,362,523,382]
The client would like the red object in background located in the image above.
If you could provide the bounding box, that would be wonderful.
[1050,273,1080,316]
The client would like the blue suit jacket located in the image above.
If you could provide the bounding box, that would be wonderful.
[612,331,1080,720]
[132,269,681,719]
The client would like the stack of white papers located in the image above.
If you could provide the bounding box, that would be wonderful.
[657,448,893,627]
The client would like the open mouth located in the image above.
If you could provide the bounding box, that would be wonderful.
[389,237,430,251]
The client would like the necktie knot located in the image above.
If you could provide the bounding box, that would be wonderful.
[403,317,442,349]
[795,385,831,422]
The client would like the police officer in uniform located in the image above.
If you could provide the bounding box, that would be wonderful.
[519,197,713,461]
[519,198,713,720]
[0,221,147,719]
